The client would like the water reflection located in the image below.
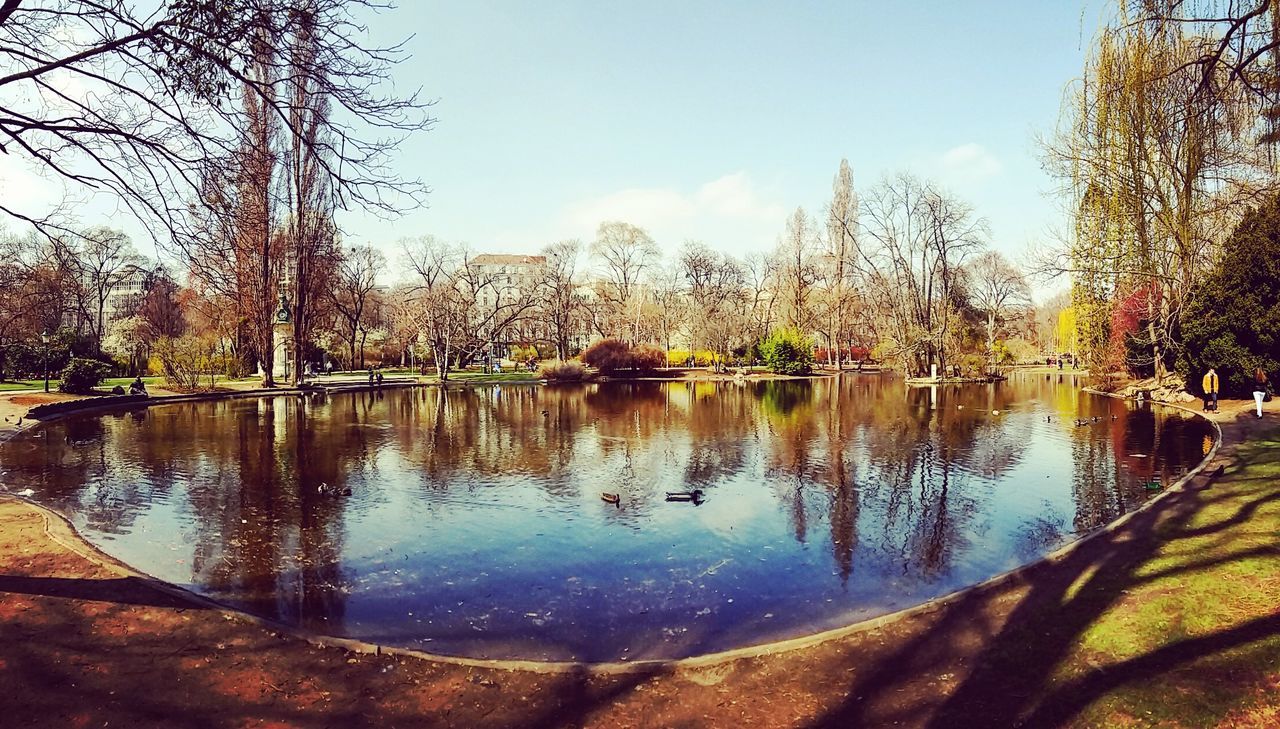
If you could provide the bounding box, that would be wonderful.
[0,372,1214,661]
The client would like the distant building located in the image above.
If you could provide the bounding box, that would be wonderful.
[469,254,546,288]
[58,262,155,334]
[467,254,547,356]
[102,264,152,322]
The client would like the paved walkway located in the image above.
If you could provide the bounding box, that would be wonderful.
[0,395,1277,727]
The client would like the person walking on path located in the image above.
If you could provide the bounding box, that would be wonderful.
[1203,368,1220,412]
[1253,367,1269,418]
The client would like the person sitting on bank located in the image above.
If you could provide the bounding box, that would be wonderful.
[128,377,147,396]
[1202,367,1219,412]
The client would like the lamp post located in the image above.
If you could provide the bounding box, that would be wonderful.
[41,330,50,393]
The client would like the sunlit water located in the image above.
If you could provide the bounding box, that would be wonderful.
[0,373,1214,661]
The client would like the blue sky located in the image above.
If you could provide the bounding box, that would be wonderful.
[0,1,1105,295]
[343,0,1103,282]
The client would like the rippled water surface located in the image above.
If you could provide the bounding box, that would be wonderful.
[0,373,1215,661]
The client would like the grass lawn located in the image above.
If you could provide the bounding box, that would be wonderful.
[0,380,49,391]
[1,375,261,393]
[1055,426,1280,728]
[99,376,163,389]
[436,370,538,383]
[915,415,1280,728]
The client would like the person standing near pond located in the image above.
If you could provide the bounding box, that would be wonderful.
[1202,367,1219,412]
[1254,367,1269,418]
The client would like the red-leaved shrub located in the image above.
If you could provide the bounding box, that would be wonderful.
[629,344,665,372]
[581,339,633,372]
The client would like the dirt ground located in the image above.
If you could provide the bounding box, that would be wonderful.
[0,393,1277,727]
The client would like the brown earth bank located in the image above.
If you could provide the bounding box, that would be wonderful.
[1,393,1279,727]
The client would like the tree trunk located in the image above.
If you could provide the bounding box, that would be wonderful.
[987,311,996,374]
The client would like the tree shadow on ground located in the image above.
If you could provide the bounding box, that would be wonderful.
[0,583,664,729]
[807,410,1280,729]
[0,574,202,609]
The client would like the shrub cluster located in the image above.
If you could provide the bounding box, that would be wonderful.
[154,335,221,392]
[630,344,666,370]
[581,339,665,374]
[538,359,587,382]
[759,329,814,376]
[58,358,113,394]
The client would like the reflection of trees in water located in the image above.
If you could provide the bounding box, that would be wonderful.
[752,378,998,581]
[677,383,754,490]
[0,397,363,631]
[183,396,355,630]
[757,381,821,544]
[0,374,1218,631]
[821,380,859,582]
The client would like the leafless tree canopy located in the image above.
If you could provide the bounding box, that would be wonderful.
[331,243,385,369]
[855,173,988,376]
[0,0,432,242]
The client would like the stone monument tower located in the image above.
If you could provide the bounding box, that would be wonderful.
[272,280,293,382]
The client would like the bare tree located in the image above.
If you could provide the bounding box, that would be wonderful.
[679,241,747,368]
[331,244,385,369]
[283,4,341,385]
[2,1,431,386]
[0,228,63,379]
[539,240,585,360]
[744,251,779,349]
[590,221,658,341]
[775,207,820,333]
[856,173,987,377]
[968,250,1032,371]
[819,159,860,368]
[0,1,431,240]
[48,227,142,354]
[456,252,541,366]
[647,263,686,357]
[400,236,467,380]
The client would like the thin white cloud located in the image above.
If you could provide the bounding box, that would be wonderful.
[560,172,786,252]
[564,187,695,229]
[693,172,784,220]
[938,143,1002,185]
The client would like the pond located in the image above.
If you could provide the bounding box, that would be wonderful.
[0,373,1215,662]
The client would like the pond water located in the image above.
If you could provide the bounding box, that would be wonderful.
[0,373,1214,662]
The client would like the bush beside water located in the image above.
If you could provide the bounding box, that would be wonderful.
[538,360,587,382]
[760,329,814,375]
[58,358,112,394]
[582,339,665,374]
